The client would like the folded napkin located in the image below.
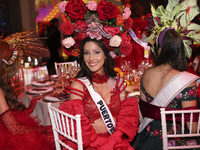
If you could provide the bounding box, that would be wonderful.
[45,92,69,102]
[32,87,47,91]
[53,92,69,100]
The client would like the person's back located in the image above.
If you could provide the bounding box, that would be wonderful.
[141,65,180,100]
[133,23,200,150]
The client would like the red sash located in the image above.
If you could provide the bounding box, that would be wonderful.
[139,99,199,122]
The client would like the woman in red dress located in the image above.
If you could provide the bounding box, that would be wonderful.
[59,37,139,150]
[0,41,55,150]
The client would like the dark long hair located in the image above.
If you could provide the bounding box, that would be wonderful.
[76,37,117,83]
[150,29,188,71]
[0,41,25,111]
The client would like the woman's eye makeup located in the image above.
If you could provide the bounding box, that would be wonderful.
[84,50,101,55]
[84,51,89,55]
[94,51,100,54]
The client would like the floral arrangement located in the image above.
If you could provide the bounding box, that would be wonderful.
[59,0,133,57]
[143,0,200,58]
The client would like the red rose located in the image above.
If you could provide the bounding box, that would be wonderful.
[61,21,74,35]
[123,17,133,30]
[96,0,120,21]
[65,0,87,20]
[74,20,87,32]
[120,31,132,56]
[104,25,120,37]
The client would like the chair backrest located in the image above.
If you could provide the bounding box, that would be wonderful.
[160,108,200,150]
[47,103,83,150]
[11,66,26,96]
[55,61,77,76]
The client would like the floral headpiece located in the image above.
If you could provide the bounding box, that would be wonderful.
[144,0,200,58]
[1,29,48,65]
[59,0,134,58]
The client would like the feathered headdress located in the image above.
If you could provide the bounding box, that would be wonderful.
[59,0,134,58]
[1,29,48,65]
[143,0,200,58]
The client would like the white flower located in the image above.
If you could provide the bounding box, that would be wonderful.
[109,35,122,47]
[62,37,75,49]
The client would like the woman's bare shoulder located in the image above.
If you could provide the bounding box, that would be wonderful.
[70,80,84,91]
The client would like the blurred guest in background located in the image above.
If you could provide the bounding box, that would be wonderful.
[46,18,61,76]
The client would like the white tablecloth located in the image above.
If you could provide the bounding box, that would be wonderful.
[23,66,48,85]
[20,92,61,126]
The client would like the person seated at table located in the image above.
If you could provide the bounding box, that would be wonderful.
[0,41,55,150]
[132,1,200,148]
[59,37,139,149]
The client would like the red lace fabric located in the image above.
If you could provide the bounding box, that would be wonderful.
[65,76,125,123]
[61,75,139,149]
[91,72,109,84]
[0,98,55,150]
[59,98,139,149]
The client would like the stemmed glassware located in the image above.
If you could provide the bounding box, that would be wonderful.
[121,60,132,84]
[58,65,66,89]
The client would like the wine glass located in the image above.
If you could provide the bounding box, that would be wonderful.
[58,65,66,89]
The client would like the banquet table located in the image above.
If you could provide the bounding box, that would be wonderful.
[19,91,62,126]
[22,93,62,126]
[18,78,67,126]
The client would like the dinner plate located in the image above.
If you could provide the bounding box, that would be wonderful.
[27,87,53,94]
[44,93,69,102]
[31,80,55,86]
[49,75,59,81]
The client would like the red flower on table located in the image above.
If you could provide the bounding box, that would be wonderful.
[61,21,74,35]
[65,0,87,20]
[120,31,132,56]
[96,0,120,21]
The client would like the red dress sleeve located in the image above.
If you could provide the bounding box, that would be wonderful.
[116,97,139,141]
[99,97,139,150]
[0,98,55,150]
[59,99,108,149]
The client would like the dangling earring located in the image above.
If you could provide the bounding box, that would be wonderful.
[151,46,156,58]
